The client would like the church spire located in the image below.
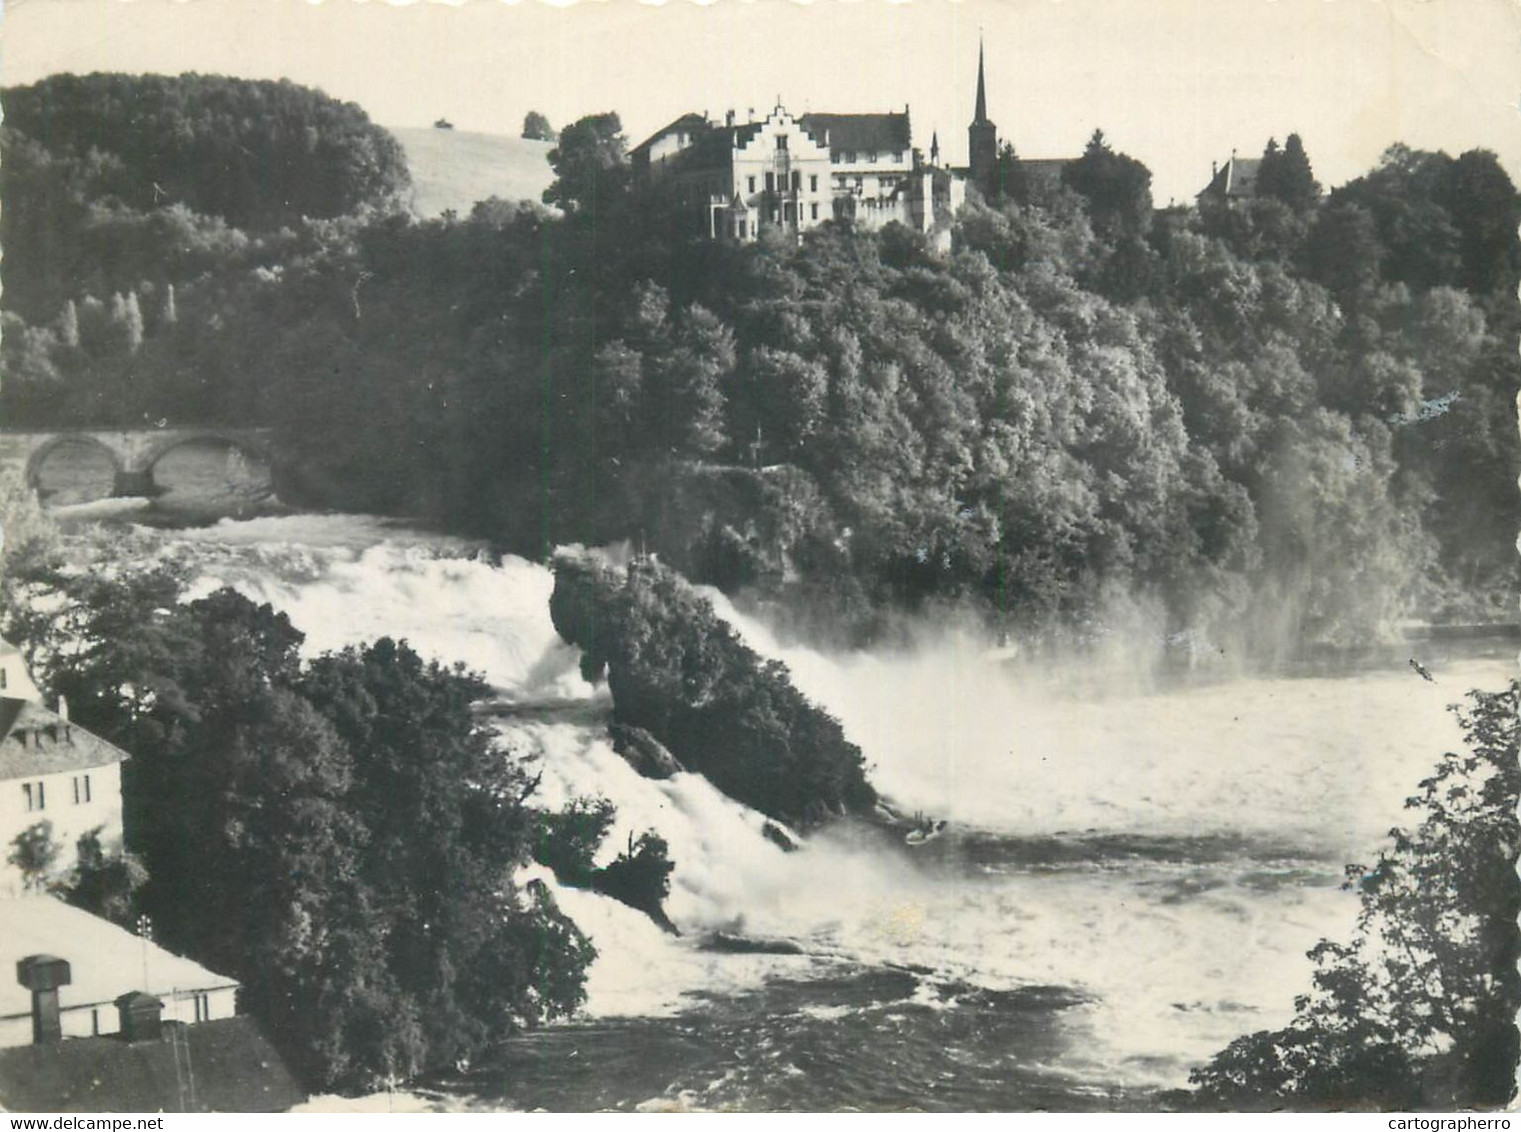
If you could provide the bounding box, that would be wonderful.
[967,36,999,194]
[974,36,989,125]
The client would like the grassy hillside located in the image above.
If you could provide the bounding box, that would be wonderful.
[389,126,555,218]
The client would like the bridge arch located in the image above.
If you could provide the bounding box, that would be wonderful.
[142,430,277,475]
[24,434,124,493]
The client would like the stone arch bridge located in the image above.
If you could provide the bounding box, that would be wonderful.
[0,428,290,499]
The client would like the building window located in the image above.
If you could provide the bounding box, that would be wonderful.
[747,176,755,194]
[91,1008,100,1036]
[73,774,91,804]
[894,152,903,164]
[811,202,819,220]
[845,151,857,164]
[776,134,788,151]
[831,153,841,164]
[194,993,211,1023]
[868,152,878,163]
[765,172,775,193]
[855,176,864,191]
[22,781,44,812]
[791,170,801,191]
[809,175,818,192]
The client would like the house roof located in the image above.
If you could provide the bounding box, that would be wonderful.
[0,898,238,1027]
[0,1017,306,1112]
[1199,155,1261,200]
[798,112,911,156]
[630,112,711,156]
[0,699,128,781]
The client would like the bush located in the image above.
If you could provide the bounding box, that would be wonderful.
[533,797,616,888]
[1189,681,1521,1110]
[7,821,61,892]
[593,830,677,934]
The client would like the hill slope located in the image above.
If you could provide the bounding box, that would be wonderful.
[389,126,555,218]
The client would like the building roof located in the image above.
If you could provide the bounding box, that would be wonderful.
[798,112,911,156]
[0,898,238,1028]
[0,699,128,781]
[0,1017,306,1112]
[630,112,711,157]
[1199,154,1261,200]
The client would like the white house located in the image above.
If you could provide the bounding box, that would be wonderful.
[0,696,129,896]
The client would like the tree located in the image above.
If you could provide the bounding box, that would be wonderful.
[63,828,146,928]
[1191,682,1521,1110]
[522,110,557,142]
[1274,134,1322,211]
[298,638,593,1076]
[543,112,628,214]
[1062,129,1153,239]
[8,821,62,892]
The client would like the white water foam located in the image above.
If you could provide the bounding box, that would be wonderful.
[130,514,1511,1090]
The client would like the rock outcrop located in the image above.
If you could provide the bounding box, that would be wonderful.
[609,723,684,779]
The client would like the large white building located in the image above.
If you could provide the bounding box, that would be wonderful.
[632,102,963,245]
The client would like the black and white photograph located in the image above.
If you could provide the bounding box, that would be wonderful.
[0,0,1517,1114]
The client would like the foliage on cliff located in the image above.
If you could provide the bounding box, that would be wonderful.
[2,95,1516,647]
[1189,682,1521,1110]
[550,552,875,827]
[2,558,593,1092]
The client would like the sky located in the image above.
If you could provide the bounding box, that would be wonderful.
[4,0,1520,204]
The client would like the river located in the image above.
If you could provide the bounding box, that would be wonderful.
[47,481,1512,1111]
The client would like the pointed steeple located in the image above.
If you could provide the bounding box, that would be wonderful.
[930,131,941,164]
[974,37,989,125]
[967,36,999,194]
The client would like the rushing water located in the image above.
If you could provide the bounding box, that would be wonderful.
[56,494,1512,1111]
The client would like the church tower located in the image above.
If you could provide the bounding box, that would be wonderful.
[973,39,997,194]
[967,38,999,195]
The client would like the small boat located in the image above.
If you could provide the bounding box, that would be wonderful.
[434,117,455,130]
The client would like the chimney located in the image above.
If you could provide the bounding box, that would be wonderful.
[17,955,72,1044]
[115,991,164,1043]
[726,109,735,127]
[57,695,68,722]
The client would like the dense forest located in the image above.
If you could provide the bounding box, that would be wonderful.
[2,73,1517,652]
